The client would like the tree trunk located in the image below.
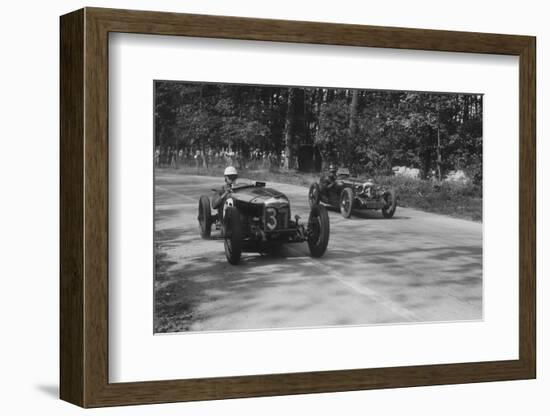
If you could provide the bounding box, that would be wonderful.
[349,89,359,136]
[436,102,442,181]
[463,95,470,123]
[348,89,359,166]
[201,143,208,169]
[283,89,296,169]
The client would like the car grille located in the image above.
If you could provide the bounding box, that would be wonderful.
[264,206,289,231]
[276,207,289,229]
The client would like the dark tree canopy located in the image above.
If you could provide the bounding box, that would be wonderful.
[154,81,482,181]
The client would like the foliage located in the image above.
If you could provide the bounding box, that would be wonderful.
[374,175,482,221]
[155,82,482,182]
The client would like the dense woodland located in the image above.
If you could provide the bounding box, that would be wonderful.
[154,81,482,183]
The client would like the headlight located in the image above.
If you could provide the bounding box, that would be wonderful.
[356,185,364,195]
[265,207,278,230]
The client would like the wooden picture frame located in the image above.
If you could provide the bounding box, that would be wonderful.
[60,7,536,408]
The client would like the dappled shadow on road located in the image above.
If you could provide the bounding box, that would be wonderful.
[156,226,200,251]
[154,172,482,333]
[155,238,482,333]
[155,207,187,223]
[323,204,410,220]
[352,210,411,220]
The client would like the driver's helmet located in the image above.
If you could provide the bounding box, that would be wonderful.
[224,166,238,185]
[328,164,338,173]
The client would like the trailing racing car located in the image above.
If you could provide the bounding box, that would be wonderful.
[308,167,397,219]
[198,181,330,265]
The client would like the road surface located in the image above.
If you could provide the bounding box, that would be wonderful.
[154,171,482,333]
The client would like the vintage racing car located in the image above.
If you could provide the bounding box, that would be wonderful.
[198,181,330,265]
[308,168,397,219]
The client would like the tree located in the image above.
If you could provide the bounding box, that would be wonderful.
[154,81,482,180]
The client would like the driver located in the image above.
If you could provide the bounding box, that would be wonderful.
[320,164,338,191]
[212,166,238,210]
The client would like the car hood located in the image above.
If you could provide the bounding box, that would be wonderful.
[232,186,289,205]
[338,176,369,185]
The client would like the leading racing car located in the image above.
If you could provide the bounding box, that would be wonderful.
[198,181,330,265]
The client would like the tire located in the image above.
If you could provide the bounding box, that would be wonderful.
[339,187,354,218]
[307,204,330,258]
[198,195,212,238]
[223,206,243,265]
[382,188,397,218]
[308,182,321,208]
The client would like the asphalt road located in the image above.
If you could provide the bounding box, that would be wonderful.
[154,170,482,333]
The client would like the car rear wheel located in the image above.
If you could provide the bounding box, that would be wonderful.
[307,204,330,258]
[382,189,397,218]
[223,206,243,265]
[198,195,212,238]
[308,183,321,208]
[339,187,353,218]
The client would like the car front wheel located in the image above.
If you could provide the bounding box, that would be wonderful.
[339,187,354,218]
[308,182,321,208]
[307,204,330,258]
[198,195,212,238]
[223,206,243,265]
[381,189,397,218]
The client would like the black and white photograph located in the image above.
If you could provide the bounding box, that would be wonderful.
[153,81,483,333]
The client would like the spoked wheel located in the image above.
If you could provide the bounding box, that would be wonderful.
[339,187,353,218]
[308,183,321,208]
[223,206,243,265]
[381,188,397,218]
[198,195,212,238]
[307,204,330,258]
